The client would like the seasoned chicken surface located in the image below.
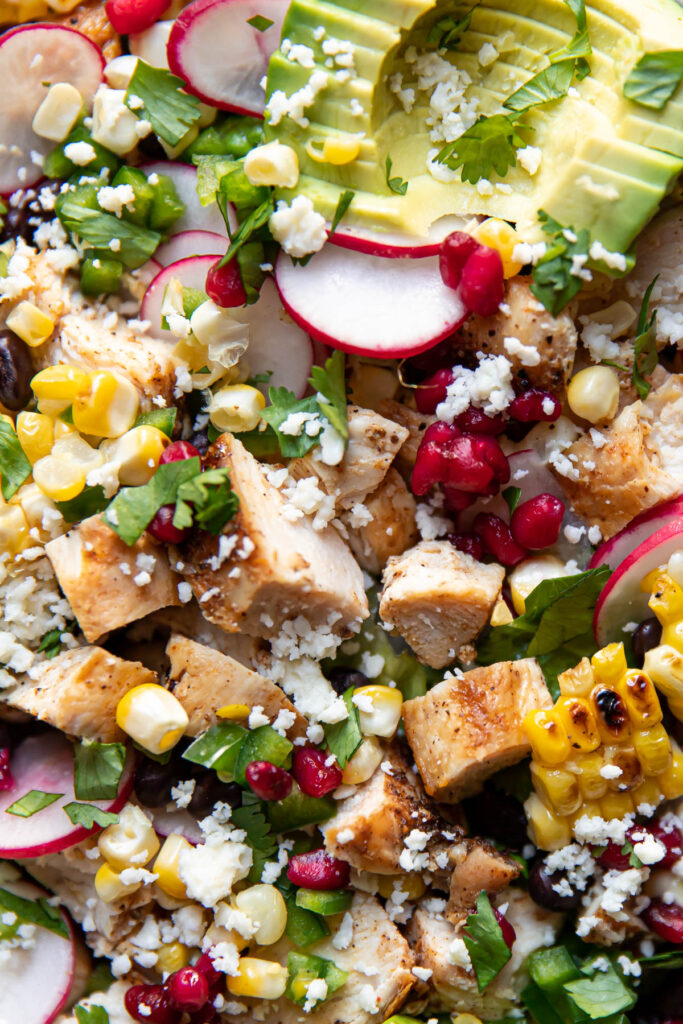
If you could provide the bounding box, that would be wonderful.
[345,468,419,574]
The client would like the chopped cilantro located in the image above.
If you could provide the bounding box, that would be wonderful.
[309,349,348,443]
[385,154,409,195]
[172,466,239,534]
[530,210,591,315]
[623,50,683,110]
[247,13,274,30]
[504,60,576,112]
[632,275,659,400]
[232,800,278,883]
[329,189,355,236]
[220,195,275,266]
[37,621,77,659]
[125,61,201,147]
[261,350,349,458]
[463,891,512,992]
[103,456,200,546]
[56,201,161,270]
[55,485,109,523]
[0,886,69,940]
[73,740,127,802]
[427,4,477,49]
[6,790,62,817]
[564,962,636,1017]
[502,486,522,515]
[324,687,362,768]
[75,1007,110,1024]
[63,803,120,830]
[0,419,31,499]
[434,112,527,184]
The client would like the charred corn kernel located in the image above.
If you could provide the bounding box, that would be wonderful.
[155,942,190,974]
[531,763,582,816]
[99,425,167,486]
[649,572,683,625]
[16,411,53,464]
[524,792,572,851]
[31,364,89,403]
[51,434,104,474]
[644,644,683,709]
[616,670,663,729]
[631,777,664,813]
[471,218,523,277]
[509,555,567,615]
[355,685,403,738]
[592,643,628,685]
[227,958,288,999]
[523,708,571,766]
[0,500,29,556]
[603,745,642,790]
[591,686,631,744]
[569,752,608,800]
[600,790,635,820]
[72,370,139,438]
[341,736,383,784]
[32,455,86,501]
[632,724,672,776]
[567,365,620,423]
[377,874,426,901]
[641,567,663,594]
[490,595,513,626]
[244,140,299,188]
[209,384,266,434]
[558,658,595,698]
[216,704,251,720]
[234,885,287,946]
[555,696,601,753]
[97,803,160,872]
[116,684,189,755]
[94,862,141,903]
[6,301,55,347]
[154,834,191,899]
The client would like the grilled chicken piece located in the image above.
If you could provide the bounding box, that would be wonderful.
[402,659,552,801]
[619,207,683,348]
[45,516,181,643]
[345,469,419,575]
[322,744,462,876]
[180,434,368,638]
[5,646,157,742]
[377,400,436,478]
[166,634,306,738]
[379,542,505,669]
[446,841,520,923]
[287,405,409,509]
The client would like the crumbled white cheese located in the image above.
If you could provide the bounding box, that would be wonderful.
[517,145,542,175]
[503,335,541,366]
[63,141,96,165]
[269,195,327,258]
[436,352,515,421]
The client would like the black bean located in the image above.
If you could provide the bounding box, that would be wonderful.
[528,859,581,911]
[325,666,370,696]
[133,756,177,808]
[0,329,33,412]
[187,772,241,818]
[633,617,663,666]
[462,788,528,849]
[136,133,167,162]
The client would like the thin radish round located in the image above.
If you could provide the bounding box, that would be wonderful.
[135,258,162,289]
[589,496,683,571]
[140,161,233,237]
[0,876,75,1024]
[0,732,133,858]
[328,214,469,259]
[142,255,217,338]
[150,806,203,844]
[275,246,469,358]
[167,0,287,115]
[0,25,104,195]
[129,19,173,69]
[155,229,225,266]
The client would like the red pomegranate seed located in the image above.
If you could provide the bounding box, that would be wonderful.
[423,421,460,445]
[474,513,528,567]
[441,484,475,513]
[415,367,454,414]
[189,1008,220,1024]
[293,747,342,797]
[510,494,565,550]
[160,441,201,465]
[460,246,505,317]
[643,899,683,944]
[124,984,179,1024]
[206,258,247,309]
[439,231,478,290]
[166,967,209,1012]
[147,504,190,544]
[448,532,484,561]
[493,907,516,950]
[411,442,444,496]
[287,848,351,889]
[652,824,683,867]
[473,435,510,486]
[245,761,293,801]
[0,748,14,792]
[105,0,168,33]
[455,406,506,435]
[508,389,561,423]
[193,952,223,989]
[597,840,631,872]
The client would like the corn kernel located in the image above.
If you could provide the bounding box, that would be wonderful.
[631,777,664,813]
[53,418,77,439]
[234,884,287,946]
[567,366,620,424]
[509,554,567,615]
[644,644,683,710]
[116,684,189,755]
[632,724,671,776]
[32,455,86,501]
[568,752,607,801]
[558,658,595,698]
[555,696,601,753]
[32,82,83,142]
[524,792,572,851]
[0,500,29,556]
[523,708,571,766]
[452,1016,484,1024]
[31,364,90,403]
[490,595,513,626]
[354,685,403,738]
[156,942,190,974]
[98,803,160,872]
[205,912,250,953]
[154,834,191,899]
[323,134,361,165]
[531,762,582,816]
[209,384,266,434]
[13,482,57,532]
[591,643,628,685]
[16,411,53,464]
[376,873,426,901]
[668,550,683,587]
[599,790,635,820]
[52,434,104,474]
[649,572,683,625]
[227,958,288,999]
[99,425,167,485]
[662,620,683,656]
[602,744,642,790]
[641,567,663,594]
[471,218,523,277]
[590,685,631,744]
[73,370,139,438]
[94,862,141,903]
[616,670,663,730]
[6,301,55,347]
[341,736,383,784]
[244,140,299,188]
[216,704,251,720]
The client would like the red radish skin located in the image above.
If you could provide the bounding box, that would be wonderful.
[140,162,233,237]
[589,496,683,570]
[328,215,467,259]
[142,256,219,340]
[155,230,225,267]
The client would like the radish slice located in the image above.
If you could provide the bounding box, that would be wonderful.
[0,732,133,858]
[594,521,683,646]
[155,229,225,266]
[167,0,287,115]
[140,161,233,237]
[135,258,162,288]
[0,25,104,195]
[329,214,468,259]
[589,497,683,571]
[142,255,217,337]
[275,247,468,358]
[0,876,75,1024]
[150,806,203,844]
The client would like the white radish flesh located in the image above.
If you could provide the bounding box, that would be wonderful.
[155,229,225,266]
[149,806,203,844]
[142,255,217,338]
[329,214,468,259]
[129,20,173,69]
[589,496,683,571]
[140,161,233,236]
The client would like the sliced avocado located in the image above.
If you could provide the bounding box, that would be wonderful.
[264,0,683,251]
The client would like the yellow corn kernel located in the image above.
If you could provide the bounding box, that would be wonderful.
[376,873,426,901]
[524,792,572,851]
[471,218,523,277]
[306,135,361,165]
[6,301,55,347]
[649,572,683,625]
[558,657,595,698]
[205,910,250,953]
[0,500,29,556]
[244,140,299,188]
[530,763,582,816]
[555,696,601,753]
[509,554,567,615]
[99,425,167,486]
[53,418,77,439]
[616,670,663,730]
[644,644,683,710]
[603,745,643,791]
[216,704,251,720]
[453,1016,484,1024]
[632,724,672,776]
[523,708,571,766]
[72,371,139,438]
[569,752,608,801]
[31,364,90,403]
[16,411,53,464]
[116,684,189,755]
[354,685,403,738]
[227,958,288,999]
[32,455,86,501]
[13,482,57,533]
[567,366,620,424]
[154,834,191,899]
[234,884,288,946]
[657,750,683,799]
[631,777,664,814]
[94,862,141,903]
[51,434,104,474]
[97,803,160,872]
[490,596,513,626]
[591,643,628,685]
[209,384,266,434]
[156,942,190,974]
[590,685,631,745]
[599,790,635,820]
[341,736,383,785]
[662,620,683,656]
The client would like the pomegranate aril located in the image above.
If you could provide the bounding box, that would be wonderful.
[439,231,478,290]
[166,967,209,1012]
[493,907,516,950]
[206,257,247,309]
[292,747,342,798]
[455,406,506,435]
[245,761,293,801]
[651,823,683,867]
[442,483,475,513]
[105,0,168,33]
[189,1008,220,1024]
[0,748,14,792]
[124,984,179,1024]
[509,389,561,423]
[423,421,460,445]
[412,441,446,496]
[474,513,528,567]
[597,840,631,872]
[160,440,201,465]
[148,503,191,544]
[474,435,510,486]
[511,494,565,550]
[643,898,683,944]
[460,246,504,317]
[448,532,484,561]
[193,952,223,989]
[287,848,350,890]
[415,367,454,414]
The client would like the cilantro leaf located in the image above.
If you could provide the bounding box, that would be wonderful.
[56,201,161,270]
[232,801,278,883]
[329,189,355,236]
[173,466,239,534]
[37,621,77,659]
[63,803,120,830]
[427,4,477,49]
[56,485,109,523]
[6,790,62,817]
[623,50,683,110]
[385,155,408,195]
[632,275,659,400]
[73,740,127,801]
[504,60,576,112]
[564,963,636,1017]
[125,61,201,147]
[0,887,69,940]
[103,456,200,545]
[260,389,321,458]
[640,949,683,969]
[261,354,349,458]
[530,213,591,315]
[220,195,275,266]
[434,113,527,184]
[75,1007,110,1024]
[502,486,522,515]
[463,891,512,992]
[134,407,177,438]
[549,0,591,67]
[0,419,31,499]
[247,13,274,30]
[309,350,348,444]
[324,687,362,768]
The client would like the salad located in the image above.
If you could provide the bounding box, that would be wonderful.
[1,0,683,1021]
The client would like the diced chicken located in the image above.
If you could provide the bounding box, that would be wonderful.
[345,469,419,575]
[159,603,264,668]
[455,278,578,393]
[5,646,157,742]
[379,541,505,669]
[45,515,181,643]
[180,434,368,639]
[378,400,436,478]
[50,0,122,60]
[0,244,74,320]
[402,659,552,801]
[446,841,520,922]
[166,634,307,738]
[619,207,683,348]
[576,878,648,946]
[322,744,461,875]
[287,405,409,509]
